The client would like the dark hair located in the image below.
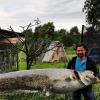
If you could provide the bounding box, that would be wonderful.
[75,43,88,51]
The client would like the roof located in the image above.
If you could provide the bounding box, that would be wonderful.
[0,29,23,39]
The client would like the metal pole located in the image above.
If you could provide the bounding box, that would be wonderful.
[81,25,84,43]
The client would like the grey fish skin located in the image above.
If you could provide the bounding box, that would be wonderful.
[0,69,99,93]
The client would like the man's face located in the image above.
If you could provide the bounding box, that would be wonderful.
[76,46,86,58]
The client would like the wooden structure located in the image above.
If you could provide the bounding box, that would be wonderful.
[0,29,22,73]
[42,41,69,63]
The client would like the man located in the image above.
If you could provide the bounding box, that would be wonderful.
[67,43,97,100]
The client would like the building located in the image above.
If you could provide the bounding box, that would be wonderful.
[0,29,23,73]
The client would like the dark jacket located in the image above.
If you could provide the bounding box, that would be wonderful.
[67,56,97,76]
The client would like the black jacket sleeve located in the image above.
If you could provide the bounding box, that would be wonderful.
[67,60,72,69]
[86,57,97,76]
[67,57,76,69]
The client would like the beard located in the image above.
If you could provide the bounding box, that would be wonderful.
[77,53,86,58]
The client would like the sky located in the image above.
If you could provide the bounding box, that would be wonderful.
[0,0,86,32]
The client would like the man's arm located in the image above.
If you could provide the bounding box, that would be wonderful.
[67,60,72,69]
[88,58,97,76]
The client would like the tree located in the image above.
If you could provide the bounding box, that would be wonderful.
[24,22,55,69]
[70,26,80,35]
[53,28,80,47]
[53,29,67,41]
[34,22,55,39]
[1,20,55,70]
[83,0,100,28]
[21,22,55,69]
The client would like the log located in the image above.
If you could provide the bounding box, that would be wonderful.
[0,68,99,93]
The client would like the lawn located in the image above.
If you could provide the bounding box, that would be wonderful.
[19,61,67,70]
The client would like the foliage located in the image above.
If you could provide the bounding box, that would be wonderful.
[53,29,67,43]
[83,0,100,28]
[70,26,80,35]
[34,22,55,39]
[53,29,80,47]
[63,34,80,47]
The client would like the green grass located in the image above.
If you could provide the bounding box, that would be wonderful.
[32,61,66,69]
[19,51,26,58]
[19,61,26,70]
[4,92,71,100]
[19,61,66,70]
[66,46,75,54]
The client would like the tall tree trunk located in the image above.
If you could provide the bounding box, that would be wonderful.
[26,56,30,70]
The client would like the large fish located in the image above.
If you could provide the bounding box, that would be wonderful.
[0,68,99,94]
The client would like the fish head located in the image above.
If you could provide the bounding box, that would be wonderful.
[79,71,97,85]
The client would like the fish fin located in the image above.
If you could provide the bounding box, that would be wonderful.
[73,70,80,79]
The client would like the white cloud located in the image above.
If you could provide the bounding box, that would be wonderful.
[0,0,86,31]
[0,10,11,17]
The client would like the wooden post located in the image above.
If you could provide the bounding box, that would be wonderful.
[81,25,84,43]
